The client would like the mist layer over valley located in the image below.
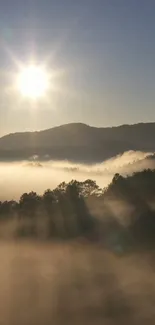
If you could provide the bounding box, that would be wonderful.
[0,150,153,201]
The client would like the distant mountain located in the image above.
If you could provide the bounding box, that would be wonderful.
[0,122,155,162]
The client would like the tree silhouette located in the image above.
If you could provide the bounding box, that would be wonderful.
[19,192,41,236]
[0,171,155,247]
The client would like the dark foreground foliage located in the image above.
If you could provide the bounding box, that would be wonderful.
[0,170,155,249]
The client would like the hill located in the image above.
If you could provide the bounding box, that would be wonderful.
[0,122,155,162]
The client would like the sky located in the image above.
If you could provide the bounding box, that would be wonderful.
[0,0,155,135]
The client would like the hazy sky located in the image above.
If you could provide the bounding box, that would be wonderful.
[0,0,155,135]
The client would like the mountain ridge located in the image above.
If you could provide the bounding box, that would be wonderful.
[0,122,155,162]
[3,121,155,138]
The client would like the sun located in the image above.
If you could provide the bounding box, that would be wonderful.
[17,65,49,99]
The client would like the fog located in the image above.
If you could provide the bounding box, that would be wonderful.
[0,151,154,324]
[0,241,154,325]
[0,150,154,200]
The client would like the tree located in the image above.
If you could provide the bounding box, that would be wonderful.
[19,192,41,216]
[19,192,41,236]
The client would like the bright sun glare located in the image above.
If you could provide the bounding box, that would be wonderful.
[17,65,49,99]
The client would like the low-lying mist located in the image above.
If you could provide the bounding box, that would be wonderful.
[0,242,154,325]
[0,152,154,324]
[0,150,154,200]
